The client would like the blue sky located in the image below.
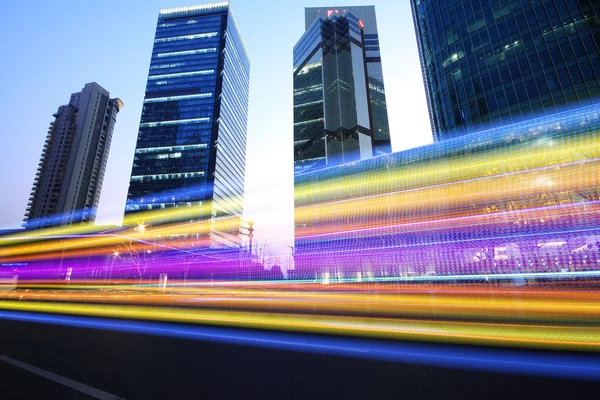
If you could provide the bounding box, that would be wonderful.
[0,0,431,248]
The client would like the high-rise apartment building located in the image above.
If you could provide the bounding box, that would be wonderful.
[305,6,391,156]
[411,0,600,141]
[125,2,250,247]
[24,82,123,229]
[294,8,389,175]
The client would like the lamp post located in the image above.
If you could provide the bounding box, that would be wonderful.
[239,220,254,253]
[129,222,151,285]
[107,250,119,288]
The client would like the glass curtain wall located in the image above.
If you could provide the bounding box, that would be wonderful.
[411,0,600,141]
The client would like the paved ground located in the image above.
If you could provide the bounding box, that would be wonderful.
[0,314,598,399]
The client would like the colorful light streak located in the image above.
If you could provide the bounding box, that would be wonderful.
[1,282,600,354]
[292,104,600,282]
[1,294,600,351]
[2,105,600,355]
[295,133,600,204]
[0,216,241,262]
[3,282,600,323]
[2,311,600,381]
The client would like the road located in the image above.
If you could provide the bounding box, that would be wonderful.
[0,312,598,399]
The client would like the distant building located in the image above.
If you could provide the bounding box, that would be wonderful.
[294,7,391,176]
[24,82,123,229]
[124,2,250,248]
[411,0,600,141]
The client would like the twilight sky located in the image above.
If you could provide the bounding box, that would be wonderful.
[0,0,431,249]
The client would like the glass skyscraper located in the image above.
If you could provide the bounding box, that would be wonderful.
[125,2,250,247]
[24,82,122,229]
[305,6,391,156]
[411,0,600,141]
[294,9,383,175]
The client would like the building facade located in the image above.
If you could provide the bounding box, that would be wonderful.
[305,6,391,155]
[125,2,250,247]
[294,103,600,282]
[294,10,380,175]
[24,82,123,229]
[411,0,600,141]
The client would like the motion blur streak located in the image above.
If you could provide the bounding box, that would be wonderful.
[4,283,600,324]
[1,310,600,381]
[2,105,600,359]
[1,291,600,351]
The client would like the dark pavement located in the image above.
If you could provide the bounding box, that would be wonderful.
[0,313,598,399]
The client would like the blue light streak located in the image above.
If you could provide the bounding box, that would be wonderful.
[1,310,599,381]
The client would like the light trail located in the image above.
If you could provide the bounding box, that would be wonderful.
[2,105,600,356]
[2,282,600,348]
[0,299,600,351]
[2,310,600,381]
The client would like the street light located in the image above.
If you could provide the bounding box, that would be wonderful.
[107,250,120,288]
[239,219,254,253]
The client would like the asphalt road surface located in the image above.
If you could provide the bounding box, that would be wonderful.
[0,312,598,399]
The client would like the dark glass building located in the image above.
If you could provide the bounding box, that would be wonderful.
[24,82,123,229]
[305,6,391,155]
[125,2,250,247]
[294,10,378,175]
[411,0,600,141]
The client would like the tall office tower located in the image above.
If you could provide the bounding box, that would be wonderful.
[24,82,123,229]
[305,6,391,156]
[294,10,379,175]
[411,0,600,141]
[125,2,250,247]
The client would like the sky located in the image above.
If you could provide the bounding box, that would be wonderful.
[0,0,431,249]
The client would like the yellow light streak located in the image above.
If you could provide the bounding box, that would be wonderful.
[1,299,599,351]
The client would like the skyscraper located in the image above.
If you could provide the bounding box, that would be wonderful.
[411,0,600,141]
[305,6,391,156]
[125,2,250,248]
[294,9,386,175]
[24,82,123,229]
